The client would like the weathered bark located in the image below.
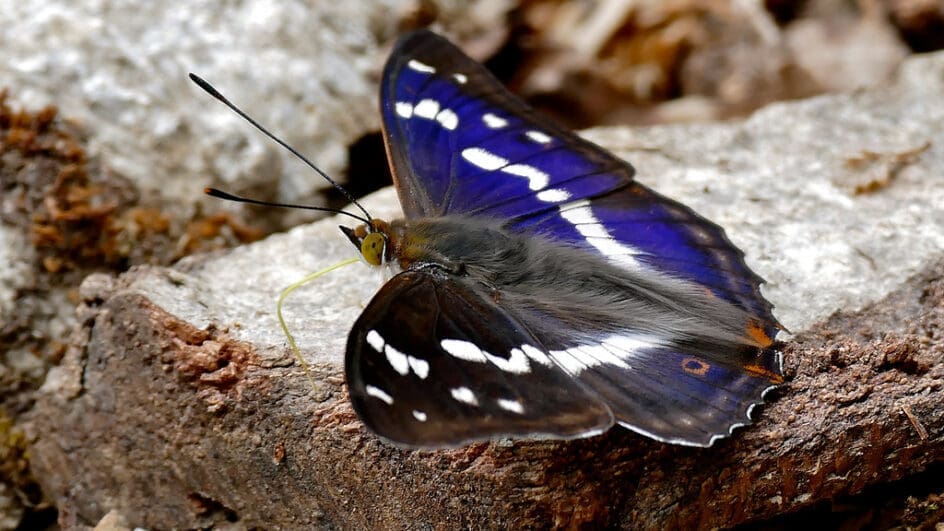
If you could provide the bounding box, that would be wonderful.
[24,258,943,529]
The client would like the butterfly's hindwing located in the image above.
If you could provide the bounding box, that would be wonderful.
[513,185,777,331]
[544,340,782,446]
[346,266,782,448]
[346,270,614,447]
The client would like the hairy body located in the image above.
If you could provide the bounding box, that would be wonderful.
[382,216,766,355]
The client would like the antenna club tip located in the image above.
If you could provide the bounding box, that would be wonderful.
[204,188,231,200]
[189,73,223,99]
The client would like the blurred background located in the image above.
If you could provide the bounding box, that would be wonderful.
[486,0,939,126]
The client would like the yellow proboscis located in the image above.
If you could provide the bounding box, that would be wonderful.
[277,256,361,390]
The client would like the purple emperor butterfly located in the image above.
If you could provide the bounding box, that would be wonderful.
[341,30,783,448]
[197,29,784,448]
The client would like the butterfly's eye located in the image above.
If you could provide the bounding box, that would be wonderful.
[361,232,386,266]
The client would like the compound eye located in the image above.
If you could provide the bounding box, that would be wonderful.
[360,232,386,266]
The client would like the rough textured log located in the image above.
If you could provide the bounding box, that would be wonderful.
[27,263,944,529]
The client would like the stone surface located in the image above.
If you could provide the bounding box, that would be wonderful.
[24,48,944,530]
[581,51,944,333]
[0,0,506,206]
[0,227,34,331]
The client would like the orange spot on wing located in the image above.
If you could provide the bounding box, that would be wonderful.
[744,364,784,384]
[747,320,774,348]
[681,357,710,376]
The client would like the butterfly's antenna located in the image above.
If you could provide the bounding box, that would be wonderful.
[204,187,369,224]
[189,73,373,222]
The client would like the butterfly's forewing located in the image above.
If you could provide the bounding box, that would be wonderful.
[346,271,614,447]
[380,31,777,330]
[380,31,633,220]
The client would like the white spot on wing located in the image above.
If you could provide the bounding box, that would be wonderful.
[602,333,662,355]
[548,347,593,375]
[365,330,384,352]
[436,109,458,130]
[412,410,428,421]
[482,113,508,129]
[572,222,609,239]
[408,356,430,379]
[559,200,646,268]
[384,344,410,375]
[377,338,431,378]
[365,385,393,405]
[450,386,478,406]
[441,339,487,362]
[485,348,530,374]
[571,345,630,369]
[453,73,467,84]
[548,334,660,375]
[586,237,634,263]
[394,102,413,118]
[408,59,435,73]
[502,164,549,190]
[526,130,552,144]
[521,344,553,366]
[497,398,524,414]
[442,339,531,373]
[559,200,593,223]
[461,147,508,171]
[400,98,457,131]
[413,99,440,119]
[537,189,571,202]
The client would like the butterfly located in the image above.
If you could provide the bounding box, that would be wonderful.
[194,29,784,449]
[333,29,784,448]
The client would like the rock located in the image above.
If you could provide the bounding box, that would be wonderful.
[0,228,35,325]
[0,0,506,206]
[23,43,944,531]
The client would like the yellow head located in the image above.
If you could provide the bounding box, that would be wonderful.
[340,219,391,267]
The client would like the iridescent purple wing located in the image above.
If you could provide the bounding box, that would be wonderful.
[380,31,633,220]
[508,301,783,447]
[380,31,777,329]
[514,186,778,332]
